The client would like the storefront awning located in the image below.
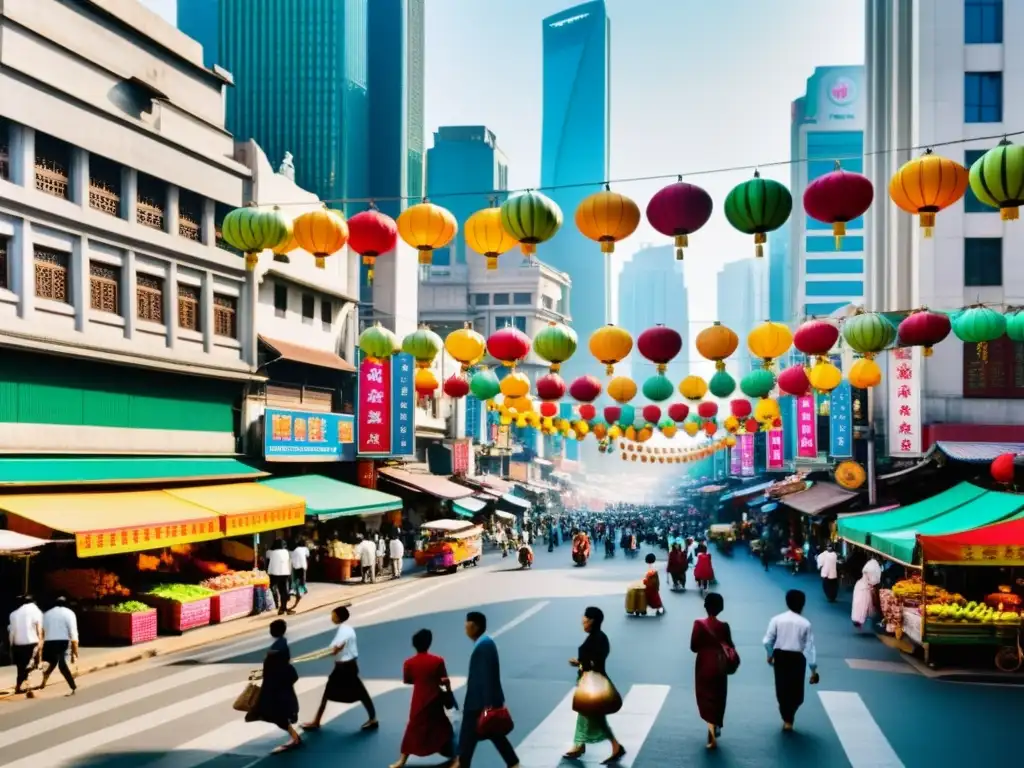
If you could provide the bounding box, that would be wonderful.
[1,490,223,558]
[260,335,356,372]
[919,515,1024,565]
[453,496,487,518]
[498,493,531,512]
[780,483,857,516]
[0,457,266,487]
[0,530,69,553]
[720,482,773,502]
[838,482,986,547]
[165,483,306,536]
[259,475,402,521]
[473,474,514,495]
[935,441,1024,464]
[379,467,474,500]
[495,510,515,521]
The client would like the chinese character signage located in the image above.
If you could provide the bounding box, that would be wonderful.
[796,395,818,458]
[888,346,922,456]
[357,357,392,455]
[829,380,853,458]
[739,434,755,477]
[224,504,306,536]
[767,429,785,469]
[729,441,741,475]
[76,517,221,558]
[390,353,415,457]
[265,409,355,461]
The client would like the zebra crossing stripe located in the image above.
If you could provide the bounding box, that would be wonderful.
[514,684,670,766]
[818,691,904,768]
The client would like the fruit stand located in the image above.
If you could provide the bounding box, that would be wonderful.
[322,539,361,582]
[200,571,268,623]
[85,602,159,645]
[142,584,216,634]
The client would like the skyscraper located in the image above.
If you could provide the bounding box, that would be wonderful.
[618,246,688,384]
[767,224,792,323]
[716,259,767,377]
[540,1,610,378]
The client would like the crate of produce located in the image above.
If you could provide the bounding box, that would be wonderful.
[108,608,158,645]
[211,585,255,623]
[142,584,216,634]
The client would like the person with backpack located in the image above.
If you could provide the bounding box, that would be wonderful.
[690,593,738,750]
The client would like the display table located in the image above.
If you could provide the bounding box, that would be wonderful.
[323,557,361,582]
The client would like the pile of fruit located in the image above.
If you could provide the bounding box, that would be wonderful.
[145,584,215,602]
[193,558,231,576]
[985,587,1022,612]
[93,601,152,613]
[891,577,965,605]
[327,540,357,560]
[200,570,269,591]
[925,601,1021,625]
[47,569,131,601]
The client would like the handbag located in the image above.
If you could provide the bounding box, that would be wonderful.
[718,643,741,676]
[232,682,262,712]
[476,706,514,738]
[572,671,623,717]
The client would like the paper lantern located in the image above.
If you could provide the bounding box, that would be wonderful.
[724,416,739,433]
[683,421,700,437]
[535,372,566,401]
[532,321,578,373]
[589,325,633,374]
[401,326,443,368]
[604,406,621,424]
[703,421,717,436]
[445,325,486,371]
[967,139,1024,221]
[848,358,882,389]
[569,375,602,403]
[575,188,641,253]
[777,365,811,397]
[668,403,690,422]
[414,368,439,399]
[645,179,714,259]
[842,311,896,358]
[397,202,458,265]
[747,321,793,363]
[807,361,842,393]
[740,369,775,399]
[754,398,780,424]
[469,368,501,402]
[500,371,531,398]
[464,205,518,269]
[708,370,736,398]
[500,191,562,256]
[579,403,597,421]
[443,373,470,398]
[271,232,302,264]
[952,306,1006,362]
[540,401,558,418]
[991,453,1017,484]
[488,326,531,367]
[723,171,793,257]
[220,204,292,270]
[607,376,638,404]
[744,418,759,434]
[725,435,737,448]
[793,319,839,358]
[802,162,874,249]
[730,399,752,419]
[888,150,968,237]
[642,374,674,403]
[696,322,739,371]
[292,207,349,269]
[637,325,683,372]
[897,310,951,357]
[642,405,662,424]
[359,323,398,362]
[347,207,398,281]
[697,401,718,419]
[679,375,708,401]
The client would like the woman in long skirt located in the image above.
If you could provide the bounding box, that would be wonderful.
[693,543,715,596]
[564,607,626,764]
[390,629,455,768]
[851,558,882,628]
[245,620,301,754]
[303,606,378,732]
[643,553,665,614]
[690,593,735,750]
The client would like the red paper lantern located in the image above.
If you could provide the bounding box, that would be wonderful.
[991,452,1016,484]
[604,406,621,424]
[347,208,398,281]
[697,401,718,419]
[667,402,690,422]
[569,375,603,403]
[802,164,874,248]
[579,403,597,421]
[443,373,470,398]
[703,421,717,436]
[730,399,752,419]
[793,319,840,357]
[487,327,531,366]
[642,404,662,424]
[744,418,759,433]
[540,401,558,418]
[645,180,714,259]
[897,310,952,356]
[535,373,567,401]
[637,324,683,372]
[778,365,811,397]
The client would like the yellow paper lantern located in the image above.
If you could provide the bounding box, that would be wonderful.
[574,188,642,254]
[397,202,458,265]
[755,398,781,424]
[683,421,700,437]
[465,206,518,269]
[747,321,793,363]
[414,367,438,396]
[607,376,638,404]
[724,415,739,433]
[292,207,349,269]
[625,426,637,441]
[608,425,622,439]
[445,325,486,370]
[679,375,708,401]
[807,360,842,393]
[499,414,512,426]
[889,150,969,237]
[589,325,633,375]
[848,357,883,388]
[576,420,590,436]
[499,371,531,398]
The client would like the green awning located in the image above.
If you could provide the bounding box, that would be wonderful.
[259,475,402,521]
[872,490,1024,564]
[0,457,267,487]
[838,482,986,547]
[453,496,487,518]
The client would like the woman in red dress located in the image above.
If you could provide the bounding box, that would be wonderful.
[693,543,715,596]
[690,592,735,750]
[643,553,665,615]
[390,629,455,768]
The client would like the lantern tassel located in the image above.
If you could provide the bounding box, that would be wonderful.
[979,341,988,363]
[605,364,614,376]
[715,360,726,372]
[923,346,933,357]
[601,240,615,254]
[674,234,687,261]
[1002,206,1019,221]
[245,252,259,270]
[418,250,433,265]
[675,247,684,261]
[920,212,936,238]
[367,268,374,283]
[754,232,766,258]
[520,242,537,256]
[486,255,498,269]
[833,221,846,250]
[315,256,326,269]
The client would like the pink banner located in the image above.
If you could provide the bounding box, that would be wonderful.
[729,442,741,475]
[739,434,755,477]
[797,395,818,458]
[767,429,785,469]
[357,358,392,455]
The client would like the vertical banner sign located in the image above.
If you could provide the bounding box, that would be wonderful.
[729,444,741,475]
[357,357,392,455]
[767,429,785,469]
[829,380,853,458]
[889,346,923,456]
[739,434,755,477]
[390,352,415,456]
[796,395,818,458]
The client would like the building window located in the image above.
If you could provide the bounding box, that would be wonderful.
[89,263,120,314]
[493,292,510,305]
[473,293,490,306]
[495,315,526,333]
[178,285,200,331]
[963,149,997,213]
[136,274,164,323]
[213,294,237,338]
[963,338,1024,398]
[88,155,121,218]
[34,133,71,200]
[542,295,554,311]
[137,174,165,230]
[964,72,1003,123]
[0,236,7,290]
[321,299,333,329]
[301,293,315,322]
[0,118,9,180]
[34,246,69,303]
[273,282,287,318]
[964,237,1002,286]
[513,292,531,306]
[965,0,1002,44]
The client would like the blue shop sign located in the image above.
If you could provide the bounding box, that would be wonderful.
[264,408,356,461]
[390,352,415,457]
[829,381,853,459]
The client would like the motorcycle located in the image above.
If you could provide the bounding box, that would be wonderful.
[518,545,533,569]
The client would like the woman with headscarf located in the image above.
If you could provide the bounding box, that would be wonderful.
[245,619,301,754]
[390,629,455,768]
[693,543,715,596]
[643,553,665,615]
[303,605,378,732]
[690,593,736,750]
[564,607,626,764]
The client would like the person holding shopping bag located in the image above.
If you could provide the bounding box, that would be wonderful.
[565,607,626,764]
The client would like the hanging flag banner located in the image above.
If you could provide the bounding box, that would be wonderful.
[767,429,785,469]
[796,395,818,458]
[729,443,741,475]
[390,352,415,456]
[739,433,755,477]
[889,346,923,457]
[829,380,853,458]
[357,357,392,455]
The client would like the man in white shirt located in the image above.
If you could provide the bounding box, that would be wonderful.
[816,544,840,603]
[375,533,386,576]
[266,539,293,615]
[763,590,820,730]
[8,595,43,694]
[357,536,376,583]
[40,596,79,694]
[388,534,405,579]
[290,539,311,609]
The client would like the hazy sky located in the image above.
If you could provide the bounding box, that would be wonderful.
[144,0,864,334]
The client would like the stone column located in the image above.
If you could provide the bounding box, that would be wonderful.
[12,220,34,320]
[165,261,178,350]
[201,198,216,246]
[71,236,88,333]
[120,167,138,224]
[201,270,214,354]
[165,185,180,238]
[10,125,34,189]
[70,148,89,207]
[123,250,137,341]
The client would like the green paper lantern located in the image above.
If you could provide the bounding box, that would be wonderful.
[723,172,793,257]
[642,374,675,402]
[1005,310,1024,342]
[658,417,674,429]
[708,370,736,398]
[221,204,292,269]
[401,326,443,366]
[500,191,563,255]
[359,323,398,361]
[532,321,578,371]
[968,138,1024,221]
[740,368,776,399]
[842,311,896,357]
[469,368,501,401]
[953,306,1006,343]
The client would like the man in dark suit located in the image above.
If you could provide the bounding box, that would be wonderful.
[453,611,520,768]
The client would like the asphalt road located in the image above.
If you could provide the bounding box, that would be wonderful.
[2,544,1022,768]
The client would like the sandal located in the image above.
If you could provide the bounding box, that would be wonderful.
[271,741,302,754]
[361,719,379,731]
[563,747,585,759]
[601,746,626,764]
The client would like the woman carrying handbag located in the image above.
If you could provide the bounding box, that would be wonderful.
[241,619,302,754]
[690,593,739,750]
[565,607,626,764]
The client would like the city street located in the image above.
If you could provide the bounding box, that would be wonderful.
[1,546,1021,768]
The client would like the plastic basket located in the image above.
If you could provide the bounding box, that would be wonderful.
[144,596,212,634]
[108,609,158,645]
[211,585,254,623]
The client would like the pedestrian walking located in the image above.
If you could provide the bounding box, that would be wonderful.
[7,594,43,694]
[667,542,687,591]
[39,596,78,695]
[375,533,387,577]
[693,543,715,596]
[453,611,520,768]
[563,607,626,763]
[390,629,456,768]
[691,593,738,750]
[266,540,292,615]
[642,553,665,615]
[816,544,839,603]
[851,557,882,629]
[389,534,405,579]
[245,619,301,754]
[357,535,376,583]
[303,605,379,732]
[763,590,819,731]
[289,538,310,610]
